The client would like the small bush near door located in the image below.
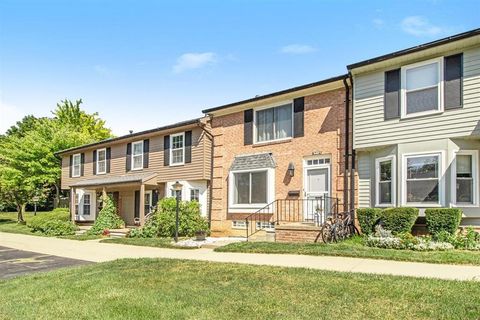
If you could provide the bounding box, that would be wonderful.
[425,208,462,237]
[87,195,124,235]
[129,198,208,238]
[356,208,382,235]
[380,207,418,235]
[27,208,77,236]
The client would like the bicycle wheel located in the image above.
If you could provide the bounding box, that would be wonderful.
[321,222,333,243]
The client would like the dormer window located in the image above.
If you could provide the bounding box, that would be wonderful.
[401,58,442,117]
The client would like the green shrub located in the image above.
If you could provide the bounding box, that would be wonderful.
[356,208,382,235]
[27,210,77,236]
[425,208,462,237]
[130,198,208,238]
[379,207,418,235]
[87,195,124,235]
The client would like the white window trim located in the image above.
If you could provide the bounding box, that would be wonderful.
[400,57,444,119]
[228,167,275,213]
[451,150,479,207]
[375,156,396,207]
[131,140,144,171]
[190,188,200,202]
[96,148,107,175]
[253,100,294,145]
[144,190,153,213]
[401,151,445,207]
[169,132,185,166]
[302,157,331,198]
[72,153,81,178]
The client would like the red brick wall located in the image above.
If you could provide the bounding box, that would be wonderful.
[210,87,352,236]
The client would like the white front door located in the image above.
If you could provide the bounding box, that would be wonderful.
[304,161,331,222]
[75,190,96,221]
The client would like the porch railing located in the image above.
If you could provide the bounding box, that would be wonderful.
[245,196,339,240]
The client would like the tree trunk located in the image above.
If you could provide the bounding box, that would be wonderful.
[17,203,26,223]
[54,183,60,209]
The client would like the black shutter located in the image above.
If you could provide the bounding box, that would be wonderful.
[92,150,97,175]
[106,147,111,173]
[185,131,192,163]
[244,109,253,145]
[164,135,170,166]
[444,53,463,110]
[69,155,73,177]
[134,190,140,219]
[152,190,159,208]
[384,69,401,120]
[143,139,149,168]
[126,143,132,171]
[80,153,85,176]
[293,97,305,138]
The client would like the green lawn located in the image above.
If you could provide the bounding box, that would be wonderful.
[100,237,197,249]
[215,237,480,266]
[0,258,479,319]
[0,212,38,235]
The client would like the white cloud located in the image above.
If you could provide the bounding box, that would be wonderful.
[280,44,317,54]
[400,16,444,37]
[0,100,24,134]
[173,52,217,73]
[372,18,385,29]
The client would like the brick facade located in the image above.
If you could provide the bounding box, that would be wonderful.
[210,87,351,236]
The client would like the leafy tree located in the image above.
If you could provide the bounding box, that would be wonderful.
[0,99,113,221]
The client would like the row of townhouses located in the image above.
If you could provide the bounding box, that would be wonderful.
[57,29,480,241]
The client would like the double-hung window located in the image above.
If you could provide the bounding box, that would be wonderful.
[170,133,185,165]
[255,103,293,143]
[83,194,91,216]
[233,170,268,205]
[132,141,143,170]
[376,156,395,206]
[402,58,442,117]
[454,151,477,205]
[72,154,81,177]
[404,153,441,205]
[190,189,200,202]
[97,148,107,174]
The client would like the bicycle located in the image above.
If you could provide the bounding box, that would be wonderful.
[321,211,359,243]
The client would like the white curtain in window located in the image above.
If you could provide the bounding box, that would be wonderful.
[274,104,292,139]
[256,109,274,142]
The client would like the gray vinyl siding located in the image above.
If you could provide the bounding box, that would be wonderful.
[353,46,480,149]
[357,152,371,208]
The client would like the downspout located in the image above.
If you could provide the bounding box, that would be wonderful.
[197,118,214,228]
[342,76,350,213]
[348,72,356,214]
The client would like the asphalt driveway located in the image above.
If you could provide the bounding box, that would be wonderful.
[0,246,91,279]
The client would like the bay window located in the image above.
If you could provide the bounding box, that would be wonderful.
[97,148,106,174]
[255,103,292,143]
[376,156,395,206]
[402,58,442,117]
[404,153,441,205]
[132,141,144,170]
[453,151,477,205]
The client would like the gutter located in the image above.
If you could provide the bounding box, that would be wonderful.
[197,119,214,228]
[342,77,350,213]
[348,72,356,214]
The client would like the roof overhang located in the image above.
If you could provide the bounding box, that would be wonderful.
[69,173,158,188]
[202,75,348,117]
[348,29,480,75]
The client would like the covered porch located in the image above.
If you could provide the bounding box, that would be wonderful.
[69,173,163,226]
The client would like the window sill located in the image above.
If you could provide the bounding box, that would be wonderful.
[131,167,144,171]
[400,110,443,120]
[253,138,292,148]
[375,203,394,208]
[96,172,107,175]
[451,203,478,208]
[169,162,185,167]
[403,203,442,208]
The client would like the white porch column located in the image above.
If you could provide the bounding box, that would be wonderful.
[70,187,76,222]
[139,183,145,225]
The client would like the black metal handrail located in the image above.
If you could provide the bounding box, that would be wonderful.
[245,196,339,240]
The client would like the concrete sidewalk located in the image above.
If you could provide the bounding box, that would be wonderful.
[1,232,480,282]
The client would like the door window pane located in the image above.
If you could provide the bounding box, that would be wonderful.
[307,168,328,193]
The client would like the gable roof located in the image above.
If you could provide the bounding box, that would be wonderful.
[202,74,348,114]
[230,153,276,171]
[55,117,202,156]
[347,28,480,70]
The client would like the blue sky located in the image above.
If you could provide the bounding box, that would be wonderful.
[0,0,478,135]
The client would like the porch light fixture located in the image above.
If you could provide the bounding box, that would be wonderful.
[288,162,295,177]
[172,181,183,242]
